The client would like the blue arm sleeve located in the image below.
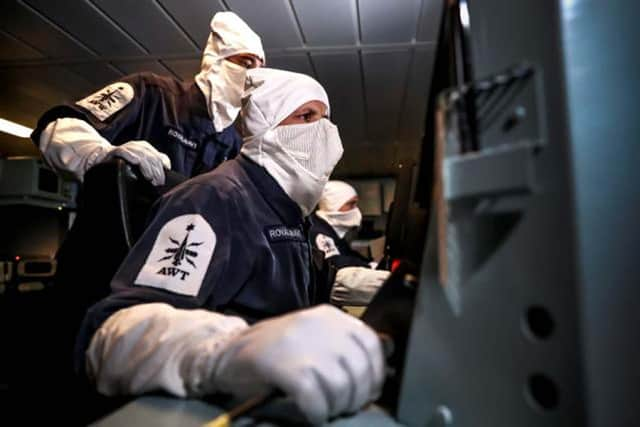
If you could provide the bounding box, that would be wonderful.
[31,74,146,147]
[74,180,234,374]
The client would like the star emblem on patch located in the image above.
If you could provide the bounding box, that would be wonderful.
[158,223,204,268]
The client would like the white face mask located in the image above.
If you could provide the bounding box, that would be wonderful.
[196,60,247,132]
[317,208,362,238]
[241,118,344,216]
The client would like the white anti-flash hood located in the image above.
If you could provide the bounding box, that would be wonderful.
[195,12,265,132]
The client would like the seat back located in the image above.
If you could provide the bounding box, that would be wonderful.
[53,159,186,366]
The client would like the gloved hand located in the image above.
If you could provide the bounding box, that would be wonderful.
[87,304,384,425]
[102,140,171,186]
[212,304,385,425]
[38,118,171,185]
[331,267,390,306]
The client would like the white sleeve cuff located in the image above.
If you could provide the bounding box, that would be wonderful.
[86,303,248,397]
[39,117,113,181]
[331,267,390,306]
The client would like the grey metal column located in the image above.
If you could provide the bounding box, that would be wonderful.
[561,0,640,426]
[396,1,639,426]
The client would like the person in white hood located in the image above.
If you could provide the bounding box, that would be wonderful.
[31,11,264,185]
[311,181,391,306]
[76,68,385,425]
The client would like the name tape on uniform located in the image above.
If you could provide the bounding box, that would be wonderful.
[167,128,198,150]
[264,225,305,243]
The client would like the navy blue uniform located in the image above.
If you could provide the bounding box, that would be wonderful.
[76,155,328,369]
[309,213,371,270]
[32,72,242,177]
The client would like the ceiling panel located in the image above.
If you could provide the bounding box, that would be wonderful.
[312,52,366,145]
[359,0,422,44]
[334,143,398,177]
[0,1,92,57]
[158,0,225,49]
[292,0,357,46]
[0,2,437,178]
[0,66,94,114]
[113,60,174,77]
[0,91,51,128]
[227,0,302,49]
[397,47,435,143]
[267,54,314,76]
[66,63,124,88]
[363,50,411,144]
[23,0,146,56]
[0,30,44,60]
[92,0,199,54]
[162,59,201,81]
[417,0,444,42]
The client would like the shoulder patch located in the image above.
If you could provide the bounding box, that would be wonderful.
[315,233,340,258]
[135,214,216,296]
[76,82,134,121]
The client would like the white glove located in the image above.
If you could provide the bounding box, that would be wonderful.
[213,304,385,424]
[102,140,171,186]
[39,118,171,185]
[87,304,384,425]
[86,303,384,423]
[331,267,390,306]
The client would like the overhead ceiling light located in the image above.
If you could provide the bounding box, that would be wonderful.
[0,118,33,138]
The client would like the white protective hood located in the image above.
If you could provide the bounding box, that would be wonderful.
[240,68,343,216]
[316,181,362,237]
[240,68,329,137]
[317,181,358,212]
[195,12,265,132]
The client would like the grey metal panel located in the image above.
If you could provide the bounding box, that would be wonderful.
[359,0,422,43]
[362,50,411,144]
[443,142,538,201]
[267,54,314,76]
[312,52,366,146]
[227,0,302,48]
[92,0,199,54]
[468,0,553,78]
[66,63,123,88]
[561,1,640,426]
[162,59,201,81]
[417,0,444,41]
[90,395,399,426]
[0,30,44,60]
[158,0,225,48]
[113,60,174,77]
[23,0,146,56]
[292,0,357,46]
[0,1,91,57]
[398,1,587,426]
[397,46,435,143]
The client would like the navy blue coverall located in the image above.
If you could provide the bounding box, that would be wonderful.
[76,155,331,371]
